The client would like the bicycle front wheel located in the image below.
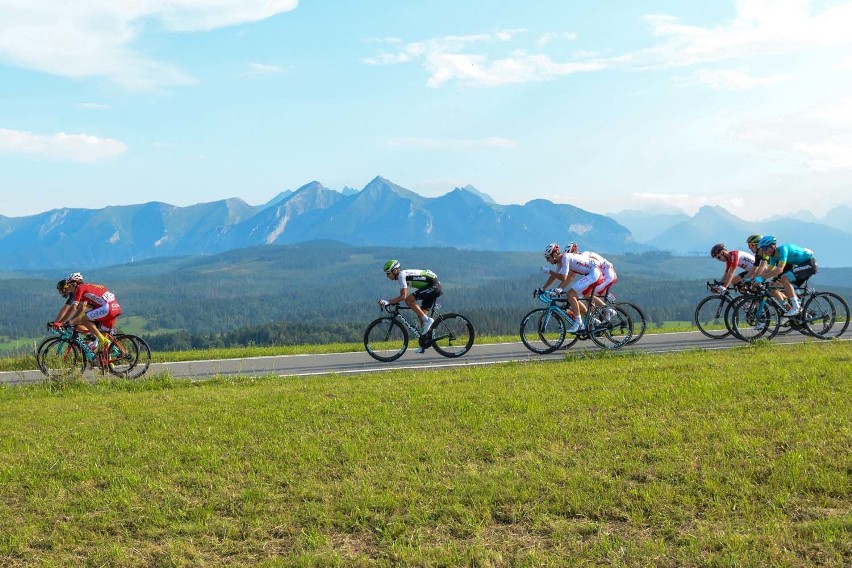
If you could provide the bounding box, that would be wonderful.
[694,295,732,339]
[520,308,566,354]
[40,338,86,378]
[430,313,475,358]
[364,317,408,362]
[803,292,850,339]
[589,305,633,349]
[731,296,780,342]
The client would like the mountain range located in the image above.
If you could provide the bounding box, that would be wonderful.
[1,176,849,271]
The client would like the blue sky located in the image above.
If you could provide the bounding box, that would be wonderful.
[1,0,851,220]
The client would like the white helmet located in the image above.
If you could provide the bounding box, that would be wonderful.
[566,242,578,253]
[544,243,560,258]
[67,272,84,283]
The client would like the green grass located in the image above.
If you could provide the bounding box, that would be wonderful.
[0,341,850,566]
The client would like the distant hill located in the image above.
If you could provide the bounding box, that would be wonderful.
[0,176,640,271]
[644,206,852,267]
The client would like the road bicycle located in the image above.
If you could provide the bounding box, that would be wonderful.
[733,281,849,341]
[37,323,152,378]
[694,280,744,339]
[363,302,475,362]
[729,281,849,342]
[519,289,633,354]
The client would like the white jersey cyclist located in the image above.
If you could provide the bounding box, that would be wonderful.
[585,251,617,296]
[555,251,603,295]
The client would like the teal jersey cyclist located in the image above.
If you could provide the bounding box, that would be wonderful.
[379,260,443,334]
[756,236,818,317]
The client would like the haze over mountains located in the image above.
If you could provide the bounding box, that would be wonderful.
[1,176,849,270]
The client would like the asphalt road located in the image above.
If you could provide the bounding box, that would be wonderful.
[3,327,849,386]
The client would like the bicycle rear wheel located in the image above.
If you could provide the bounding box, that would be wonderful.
[40,338,86,377]
[803,292,850,339]
[589,305,633,349]
[520,308,566,354]
[614,302,646,345]
[694,295,732,339]
[430,313,475,358]
[364,317,408,362]
[106,334,151,378]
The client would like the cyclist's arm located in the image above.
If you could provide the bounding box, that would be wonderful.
[53,304,75,323]
[386,286,408,305]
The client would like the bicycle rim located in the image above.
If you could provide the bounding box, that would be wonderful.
[520,308,566,354]
[615,302,646,345]
[694,295,732,339]
[430,313,475,358]
[589,305,633,349]
[732,296,780,342]
[803,292,850,339]
[364,318,408,362]
[40,338,85,378]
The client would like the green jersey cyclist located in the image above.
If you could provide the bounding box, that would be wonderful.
[379,260,442,334]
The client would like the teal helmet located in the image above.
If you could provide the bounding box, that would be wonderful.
[383,259,400,273]
[758,235,776,249]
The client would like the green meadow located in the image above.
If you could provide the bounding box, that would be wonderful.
[0,341,850,566]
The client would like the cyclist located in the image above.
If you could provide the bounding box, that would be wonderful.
[757,236,818,317]
[561,242,618,316]
[744,234,769,280]
[537,242,603,333]
[56,272,123,352]
[710,243,755,292]
[379,260,441,334]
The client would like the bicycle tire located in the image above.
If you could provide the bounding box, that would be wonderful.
[364,317,408,362]
[613,302,646,345]
[106,334,151,378]
[430,313,475,358]
[694,294,733,339]
[125,335,152,378]
[39,338,86,377]
[520,308,566,354]
[802,292,850,339]
[589,304,633,349]
[731,295,781,342]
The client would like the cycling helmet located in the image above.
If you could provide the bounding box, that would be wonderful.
[383,259,400,273]
[67,272,84,283]
[710,243,725,257]
[566,242,578,254]
[544,243,560,258]
[757,235,776,249]
[746,234,762,246]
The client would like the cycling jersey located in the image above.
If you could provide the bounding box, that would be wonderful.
[556,252,596,276]
[726,250,755,272]
[72,283,122,328]
[586,252,617,295]
[394,269,439,290]
[767,244,814,269]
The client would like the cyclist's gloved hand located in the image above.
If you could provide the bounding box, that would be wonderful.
[49,321,62,330]
[378,299,389,307]
[533,288,544,298]
[553,287,564,295]
[754,276,764,284]
[718,286,727,293]
[539,266,550,274]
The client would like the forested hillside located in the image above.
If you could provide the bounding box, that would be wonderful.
[3,241,850,352]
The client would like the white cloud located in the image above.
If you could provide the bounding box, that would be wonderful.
[537,32,578,47]
[632,0,852,68]
[384,136,516,149]
[735,98,852,170]
[243,62,289,77]
[363,29,604,87]
[0,128,127,162]
[692,69,797,90]
[0,0,298,89]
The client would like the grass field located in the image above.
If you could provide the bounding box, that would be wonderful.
[0,340,850,566]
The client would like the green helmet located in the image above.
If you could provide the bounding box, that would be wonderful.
[746,234,762,246]
[383,259,400,273]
